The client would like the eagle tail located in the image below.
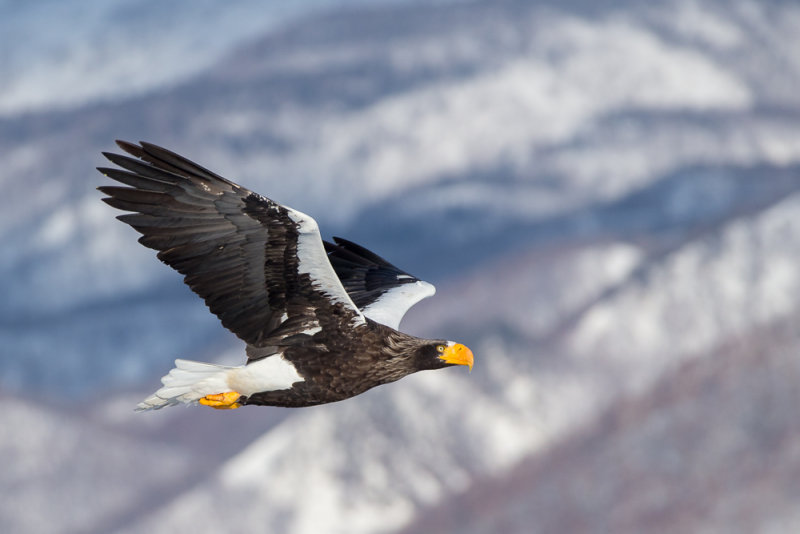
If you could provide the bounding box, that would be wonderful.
[135,359,235,411]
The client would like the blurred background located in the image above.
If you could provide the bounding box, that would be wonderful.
[2,0,800,532]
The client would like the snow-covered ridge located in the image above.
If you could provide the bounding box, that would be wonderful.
[5,0,798,322]
[117,188,800,534]
[3,1,800,531]
[568,192,800,388]
[0,0,409,117]
[0,396,198,534]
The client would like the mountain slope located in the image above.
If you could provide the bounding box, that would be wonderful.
[2,1,800,533]
[2,0,800,396]
[0,0,408,117]
[0,396,199,534]
[112,191,800,534]
[400,312,800,534]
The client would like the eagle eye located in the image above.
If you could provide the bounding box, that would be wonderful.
[436,344,445,353]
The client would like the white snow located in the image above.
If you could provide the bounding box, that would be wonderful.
[285,13,750,208]
[0,398,198,534]
[568,193,800,390]
[660,0,745,49]
[0,0,412,117]
[4,0,800,532]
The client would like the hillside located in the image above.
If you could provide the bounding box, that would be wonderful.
[401,312,800,534]
[2,0,799,533]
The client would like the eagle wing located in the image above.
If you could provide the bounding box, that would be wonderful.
[98,141,365,353]
[323,237,435,330]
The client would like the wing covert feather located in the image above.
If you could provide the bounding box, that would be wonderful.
[98,141,364,348]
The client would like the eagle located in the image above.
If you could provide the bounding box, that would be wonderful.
[97,141,473,410]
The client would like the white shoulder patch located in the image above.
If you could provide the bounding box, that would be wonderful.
[362,280,436,330]
[286,207,366,325]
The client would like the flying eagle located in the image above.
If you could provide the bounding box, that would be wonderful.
[97,141,473,410]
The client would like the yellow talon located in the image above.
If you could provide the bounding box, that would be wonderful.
[199,391,242,410]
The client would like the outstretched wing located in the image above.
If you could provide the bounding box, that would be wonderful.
[324,237,435,329]
[98,141,365,352]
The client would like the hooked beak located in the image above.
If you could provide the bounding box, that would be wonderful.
[439,343,474,371]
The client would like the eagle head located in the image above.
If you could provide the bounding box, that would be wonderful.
[416,340,473,372]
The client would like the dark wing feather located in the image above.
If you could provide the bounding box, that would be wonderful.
[324,237,420,309]
[98,141,364,350]
[324,237,435,329]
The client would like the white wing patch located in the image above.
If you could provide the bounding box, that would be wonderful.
[362,280,436,330]
[286,208,366,325]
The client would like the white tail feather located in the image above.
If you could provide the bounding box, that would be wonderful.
[136,359,236,411]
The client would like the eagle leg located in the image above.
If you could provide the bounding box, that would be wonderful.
[198,391,242,410]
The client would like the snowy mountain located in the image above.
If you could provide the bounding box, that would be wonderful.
[401,312,800,534]
[4,0,800,395]
[0,394,199,534]
[2,0,800,533]
[107,191,800,534]
[0,0,406,117]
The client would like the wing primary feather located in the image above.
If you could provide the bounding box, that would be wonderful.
[99,140,365,347]
[97,167,175,192]
[138,141,235,185]
[331,236,396,268]
[101,152,184,184]
[324,237,435,327]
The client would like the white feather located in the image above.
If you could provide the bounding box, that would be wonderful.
[136,359,233,411]
[135,355,304,411]
[301,325,322,336]
[227,355,304,396]
[362,280,436,329]
[286,207,366,325]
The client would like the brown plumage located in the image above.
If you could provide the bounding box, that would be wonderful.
[97,141,473,410]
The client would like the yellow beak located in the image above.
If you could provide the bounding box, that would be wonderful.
[439,343,474,371]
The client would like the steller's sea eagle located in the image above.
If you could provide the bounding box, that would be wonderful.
[97,141,473,410]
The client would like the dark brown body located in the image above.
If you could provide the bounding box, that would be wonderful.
[242,320,446,407]
[99,141,469,411]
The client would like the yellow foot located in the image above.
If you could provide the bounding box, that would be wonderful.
[198,391,242,410]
